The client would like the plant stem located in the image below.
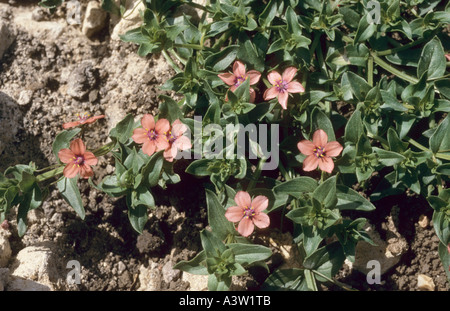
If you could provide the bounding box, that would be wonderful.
[36,166,64,183]
[371,52,418,84]
[93,141,116,157]
[278,161,291,181]
[181,0,214,13]
[168,48,187,66]
[368,55,374,87]
[247,157,266,191]
[375,29,439,57]
[312,270,358,291]
[162,49,183,73]
[173,43,204,50]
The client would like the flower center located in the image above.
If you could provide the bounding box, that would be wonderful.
[235,75,247,87]
[313,146,325,158]
[274,80,288,92]
[77,112,90,124]
[73,156,85,166]
[243,206,255,219]
[147,129,158,140]
[165,131,177,144]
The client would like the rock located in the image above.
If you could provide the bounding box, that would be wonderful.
[137,261,161,291]
[117,261,126,275]
[417,274,435,291]
[17,90,34,106]
[418,215,429,228]
[110,0,145,41]
[8,242,60,291]
[66,61,99,99]
[0,229,12,268]
[0,92,22,156]
[181,272,208,291]
[0,20,15,60]
[162,260,181,284]
[353,215,408,276]
[82,1,108,38]
[0,268,9,291]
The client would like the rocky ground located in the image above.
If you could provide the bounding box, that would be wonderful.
[0,0,448,291]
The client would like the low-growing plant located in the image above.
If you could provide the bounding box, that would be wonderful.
[3,0,448,290]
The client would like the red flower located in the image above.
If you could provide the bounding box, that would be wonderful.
[163,119,192,162]
[63,112,105,129]
[297,129,343,174]
[225,191,270,237]
[58,138,98,179]
[218,60,261,103]
[132,114,170,156]
[263,67,305,109]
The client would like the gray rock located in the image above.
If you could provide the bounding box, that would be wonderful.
[82,1,108,38]
[162,261,181,284]
[0,229,12,268]
[0,268,9,291]
[0,19,15,59]
[66,61,99,99]
[0,92,22,156]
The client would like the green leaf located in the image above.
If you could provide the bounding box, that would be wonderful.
[227,243,272,266]
[258,0,277,28]
[304,269,318,291]
[273,177,318,199]
[311,108,336,141]
[302,242,345,281]
[312,176,337,209]
[141,151,164,187]
[109,114,136,144]
[336,185,376,211]
[127,197,148,234]
[57,177,85,219]
[158,96,183,123]
[430,115,449,154]
[436,163,450,175]
[373,147,406,166]
[344,108,363,144]
[101,0,121,15]
[261,268,309,291]
[17,183,43,237]
[435,79,450,100]
[201,229,226,258]
[185,159,213,176]
[52,128,81,162]
[173,250,208,275]
[344,72,371,102]
[417,36,446,80]
[206,189,236,241]
[438,242,450,282]
[354,13,377,43]
[205,45,239,71]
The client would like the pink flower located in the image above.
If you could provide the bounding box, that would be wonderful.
[263,67,305,109]
[218,60,261,103]
[446,54,450,62]
[63,112,105,129]
[132,114,170,156]
[297,129,343,174]
[163,119,192,162]
[58,138,98,179]
[225,191,270,237]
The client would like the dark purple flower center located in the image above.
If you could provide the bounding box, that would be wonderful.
[313,146,325,158]
[274,80,288,92]
[77,112,90,124]
[166,131,177,144]
[73,156,85,166]
[235,75,247,87]
[147,129,158,141]
[243,206,256,219]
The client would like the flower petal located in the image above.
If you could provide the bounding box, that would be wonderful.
[324,141,343,157]
[142,141,156,156]
[225,205,244,223]
[155,118,170,134]
[263,87,279,101]
[84,115,105,124]
[297,140,316,156]
[282,67,298,83]
[318,157,335,173]
[62,121,81,129]
[237,217,254,237]
[58,148,75,164]
[287,81,305,93]
[63,163,80,179]
[233,61,246,77]
[235,191,252,208]
[171,120,187,136]
[267,71,282,85]
[141,114,155,130]
[174,135,192,151]
[251,195,269,213]
[278,91,289,109]
[79,164,94,179]
[83,151,98,166]
[249,87,256,103]
[155,135,170,151]
[163,146,176,162]
[247,70,261,85]
[303,155,319,171]
[132,128,149,144]
[252,212,270,229]
[218,73,236,86]
[312,129,328,147]
[70,138,86,155]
